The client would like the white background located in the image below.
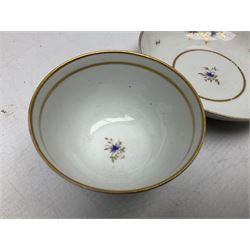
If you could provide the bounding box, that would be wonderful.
[0,31,249,218]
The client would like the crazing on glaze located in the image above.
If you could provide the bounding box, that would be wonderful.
[104,137,126,163]
[198,67,220,85]
[186,31,226,44]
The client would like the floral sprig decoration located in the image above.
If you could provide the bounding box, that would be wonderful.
[104,138,126,163]
[198,67,220,85]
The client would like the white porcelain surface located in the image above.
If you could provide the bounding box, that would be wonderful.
[29,51,205,193]
[2,32,248,218]
[139,31,250,121]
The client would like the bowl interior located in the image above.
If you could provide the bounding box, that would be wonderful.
[30,52,205,192]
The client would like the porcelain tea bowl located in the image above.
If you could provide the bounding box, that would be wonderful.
[29,51,206,194]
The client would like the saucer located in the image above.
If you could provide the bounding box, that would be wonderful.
[139,31,250,121]
[28,51,205,193]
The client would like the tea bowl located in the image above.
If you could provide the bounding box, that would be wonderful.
[28,51,206,194]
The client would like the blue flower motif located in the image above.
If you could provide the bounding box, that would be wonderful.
[104,138,126,163]
[210,31,218,37]
[199,67,220,85]
[186,31,225,44]
[111,144,120,153]
[206,71,215,77]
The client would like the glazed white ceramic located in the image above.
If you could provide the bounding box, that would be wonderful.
[29,51,205,193]
[139,31,250,121]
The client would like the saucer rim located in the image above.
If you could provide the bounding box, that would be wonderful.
[139,31,250,122]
